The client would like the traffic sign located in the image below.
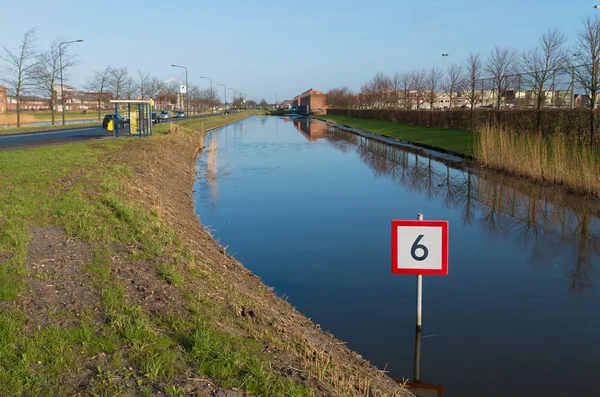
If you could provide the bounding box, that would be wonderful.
[391,220,448,275]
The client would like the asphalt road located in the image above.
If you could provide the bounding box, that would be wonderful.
[0,113,224,151]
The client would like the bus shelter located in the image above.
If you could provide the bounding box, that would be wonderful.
[109,99,154,138]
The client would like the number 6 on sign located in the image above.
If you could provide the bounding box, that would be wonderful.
[392,220,448,275]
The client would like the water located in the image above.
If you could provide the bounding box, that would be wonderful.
[193,116,600,397]
[0,119,99,129]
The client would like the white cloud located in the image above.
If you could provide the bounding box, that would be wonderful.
[164,76,178,83]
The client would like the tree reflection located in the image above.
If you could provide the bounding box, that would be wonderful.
[310,122,600,294]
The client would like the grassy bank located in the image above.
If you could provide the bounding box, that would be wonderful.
[314,114,474,155]
[0,113,409,396]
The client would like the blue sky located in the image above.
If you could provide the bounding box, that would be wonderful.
[0,0,597,102]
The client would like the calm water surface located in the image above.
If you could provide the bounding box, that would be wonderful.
[193,116,600,397]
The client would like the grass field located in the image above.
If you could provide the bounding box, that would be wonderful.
[0,112,311,395]
[314,114,475,155]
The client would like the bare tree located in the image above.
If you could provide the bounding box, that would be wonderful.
[84,66,112,120]
[32,38,78,125]
[155,82,177,109]
[390,72,402,109]
[144,77,163,100]
[411,69,427,110]
[109,67,129,100]
[446,63,463,110]
[463,52,483,128]
[122,76,136,100]
[327,87,358,109]
[0,28,38,127]
[137,70,150,99]
[521,29,568,129]
[364,72,391,109]
[425,67,443,125]
[399,72,413,110]
[259,98,269,108]
[486,46,517,109]
[574,16,600,143]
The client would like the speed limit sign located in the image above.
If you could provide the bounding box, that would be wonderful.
[391,220,448,275]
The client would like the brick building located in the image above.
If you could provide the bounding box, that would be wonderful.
[0,86,7,113]
[295,89,328,115]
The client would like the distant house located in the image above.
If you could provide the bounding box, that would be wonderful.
[295,89,328,115]
[52,84,114,112]
[282,100,294,109]
[575,94,592,108]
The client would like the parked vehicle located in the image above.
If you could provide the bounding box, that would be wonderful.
[152,112,161,124]
[102,114,127,129]
[175,111,186,118]
[159,110,171,120]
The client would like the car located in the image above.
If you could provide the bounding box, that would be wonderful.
[159,110,171,120]
[151,112,161,124]
[102,114,127,129]
[175,111,186,118]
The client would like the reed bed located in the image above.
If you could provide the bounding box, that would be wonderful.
[0,113,35,125]
[475,124,600,197]
[205,133,218,179]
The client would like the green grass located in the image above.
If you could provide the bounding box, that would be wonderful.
[315,114,475,155]
[0,113,311,395]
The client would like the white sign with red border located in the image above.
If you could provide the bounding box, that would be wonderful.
[391,220,448,275]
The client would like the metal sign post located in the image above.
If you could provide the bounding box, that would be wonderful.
[392,214,448,393]
[391,213,448,323]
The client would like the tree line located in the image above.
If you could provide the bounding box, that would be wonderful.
[326,16,600,138]
[0,28,223,127]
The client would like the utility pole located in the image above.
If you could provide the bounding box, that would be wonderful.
[442,53,449,107]
[59,39,83,125]
[228,88,236,109]
[217,83,227,111]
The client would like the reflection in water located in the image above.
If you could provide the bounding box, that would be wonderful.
[308,120,600,294]
[292,116,328,141]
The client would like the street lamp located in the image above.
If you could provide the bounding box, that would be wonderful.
[228,88,236,109]
[216,83,227,111]
[199,76,213,113]
[59,39,83,125]
[171,64,188,117]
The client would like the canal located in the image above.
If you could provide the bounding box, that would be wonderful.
[193,115,600,397]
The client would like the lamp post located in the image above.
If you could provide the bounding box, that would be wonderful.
[59,39,83,125]
[171,64,188,117]
[199,76,213,113]
[216,83,227,111]
[228,88,236,109]
[442,54,449,108]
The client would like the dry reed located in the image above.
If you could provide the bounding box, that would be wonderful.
[0,113,35,125]
[475,124,600,197]
[205,133,218,179]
